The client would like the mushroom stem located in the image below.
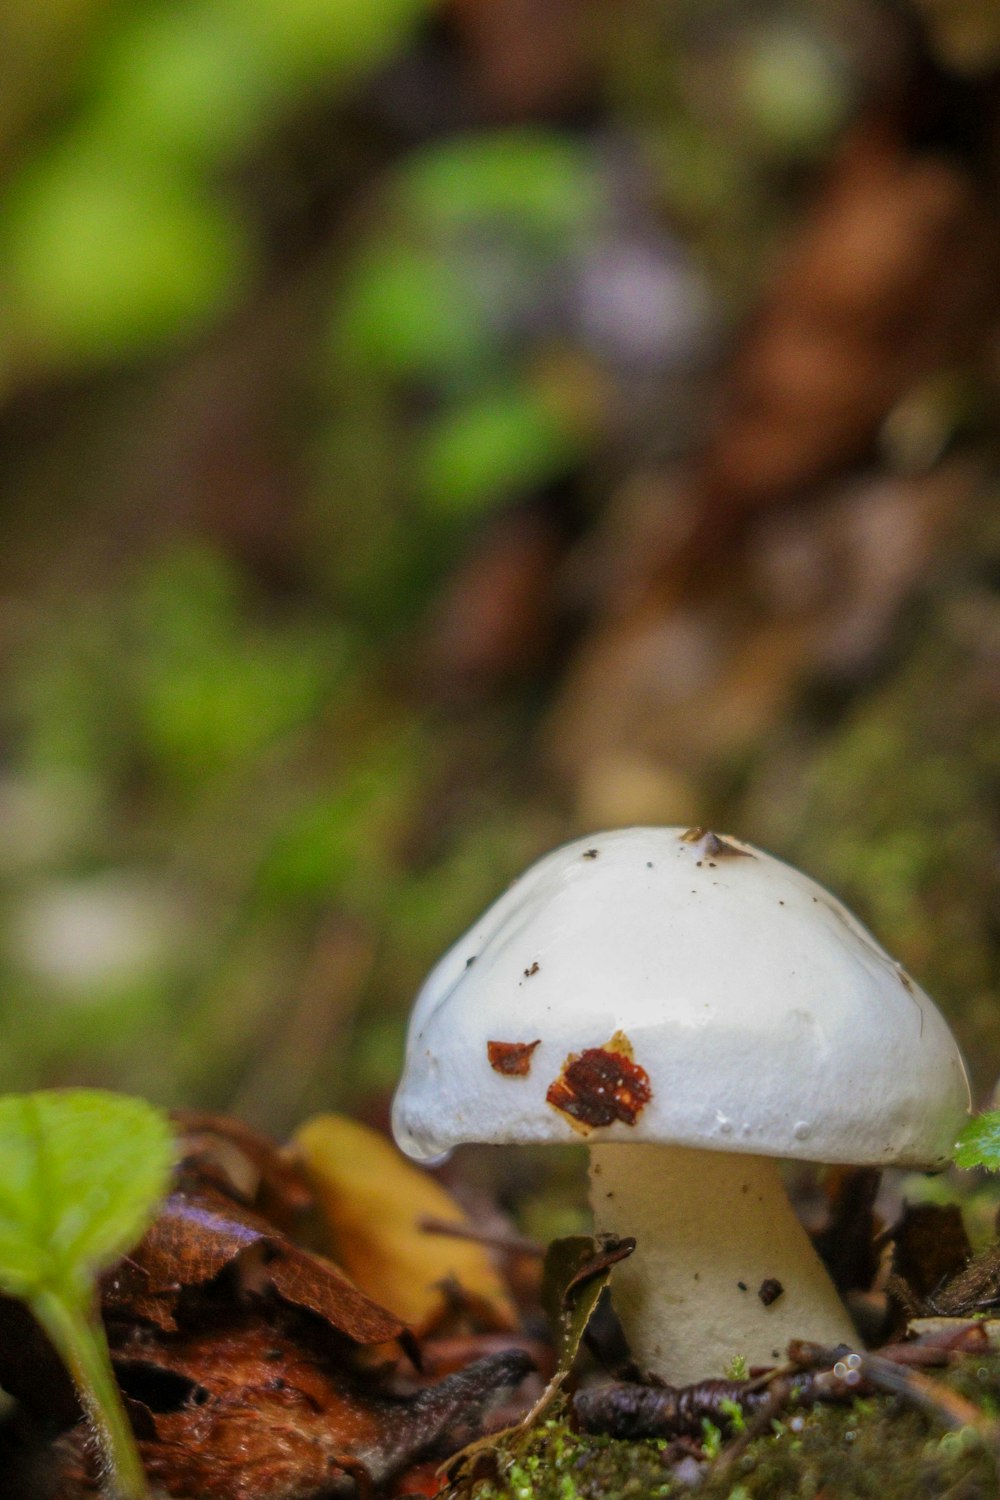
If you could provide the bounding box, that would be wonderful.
[589,1143,856,1385]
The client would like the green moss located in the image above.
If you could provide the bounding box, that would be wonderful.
[454,1360,1000,1500]
[458,1414,675,1500]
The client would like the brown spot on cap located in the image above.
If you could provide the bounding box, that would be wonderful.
[546,1032,651,1132]
[606,1028,634,1059]
[758,1277,784,1306]
[523,961,540,978]
[488,1039,541,1077]
[582,848,600,859]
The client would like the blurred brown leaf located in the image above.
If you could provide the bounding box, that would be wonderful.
[419,504,569,700]
[696,124,996,523]
[294,1114,518,1335]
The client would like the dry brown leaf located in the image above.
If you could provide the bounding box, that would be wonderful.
[293,1114,518,1334]
[170,1108,315,1232]
[889,1202,972,1308]
[102,1184,406,1346]
[50,1311,533,1500]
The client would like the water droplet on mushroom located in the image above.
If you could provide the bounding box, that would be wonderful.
[793,1121,810,1141]
[715,1111,733,1136]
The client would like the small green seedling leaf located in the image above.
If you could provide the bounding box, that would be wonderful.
[0,1090,175,1296]
[955,1112,1000,1171]
[700,1416,724,1458]
[0,1090,175,1499]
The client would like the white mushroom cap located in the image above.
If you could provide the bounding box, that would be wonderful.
[392,827,970,1166]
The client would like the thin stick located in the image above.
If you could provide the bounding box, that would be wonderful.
[418,1217,544,1257]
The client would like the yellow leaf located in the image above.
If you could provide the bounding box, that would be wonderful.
[293,1113,517,1334]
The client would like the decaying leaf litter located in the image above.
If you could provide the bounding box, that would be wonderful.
[0,1112,538,1499]
[4,1104,1000,1499]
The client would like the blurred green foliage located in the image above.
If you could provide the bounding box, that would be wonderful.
[0,0,432,369]
[415,385,586,518]
[337,243,490,381]
[3,132,249,364]
[20,546,340,789]
[1,524,555,1115]
[134,548,339,789]
[398,131,601,232]
[331,129,603,518]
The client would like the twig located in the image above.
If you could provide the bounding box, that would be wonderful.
[418,1217,545,1258]
[856,1351,995,1435]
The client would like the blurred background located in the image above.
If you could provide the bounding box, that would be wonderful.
[0,0,998,1207]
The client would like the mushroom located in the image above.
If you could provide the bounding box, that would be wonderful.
[391,827,970,1384]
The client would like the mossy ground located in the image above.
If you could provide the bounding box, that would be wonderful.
[456,1359,1000,1500]
[743,499,1000,1099]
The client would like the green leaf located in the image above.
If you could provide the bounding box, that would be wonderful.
[133,545,337,787]
[3,131,250,367]
[91,4,271,167]
[0,1090,175,1299]
[0,1091,172,1498]
[541,1234,635,1372]
[400,131,600,238]
[416,386,586,519]
[955,1112,1000,1171]
[336,243,489,381]
[235,0,430,93]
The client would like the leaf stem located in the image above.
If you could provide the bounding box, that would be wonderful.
[32,1287,150,1500]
